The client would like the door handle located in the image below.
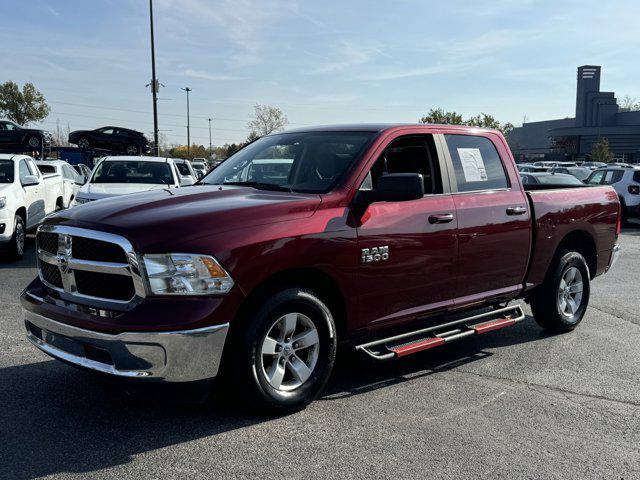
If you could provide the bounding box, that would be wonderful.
[428,213,454,224]
[506,206,527,216]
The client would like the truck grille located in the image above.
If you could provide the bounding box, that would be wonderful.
[36,226,146,307]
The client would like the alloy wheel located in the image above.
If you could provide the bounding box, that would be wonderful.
[260,312,320,392]
[557,266,583,317]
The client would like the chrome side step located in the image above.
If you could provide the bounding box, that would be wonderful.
[355,304,525,361]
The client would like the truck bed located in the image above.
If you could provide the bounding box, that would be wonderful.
[524,185,619,288]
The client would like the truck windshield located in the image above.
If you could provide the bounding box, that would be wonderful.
[0,160,14,183]
[91,161,173,184]
[201,131,375,193]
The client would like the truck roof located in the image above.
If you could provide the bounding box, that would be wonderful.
[279,123,500,135]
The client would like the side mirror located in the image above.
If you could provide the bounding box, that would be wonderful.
[22,175,40,187]
[359,173,424,204]
[75,175,86,185]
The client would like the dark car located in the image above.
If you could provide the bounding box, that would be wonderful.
[68,126,148,155]
[0,119,52,151]
[520,172,584,186]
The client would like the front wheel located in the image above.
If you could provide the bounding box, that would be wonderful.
[26,135,41,149]
[531,250,590,332]
[2,216,25,261]
[229,288,337,413]
[77,137,92,150]
[125,145,140,155]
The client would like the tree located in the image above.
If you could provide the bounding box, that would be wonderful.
[0,81,50,125]
[419,108,463,125]
[619,95,640,111]
[247,104,288,140]
[419,108,513,135]
[168,144,209,159]
[590,137,614,164]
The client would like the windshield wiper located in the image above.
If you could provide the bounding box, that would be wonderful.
[221,181,292,192]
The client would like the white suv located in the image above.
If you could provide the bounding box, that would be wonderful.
[586,166,640,224]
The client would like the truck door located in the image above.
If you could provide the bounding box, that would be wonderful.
[355,133,458,329]
[441,133,531,304]
[18,159,44,228]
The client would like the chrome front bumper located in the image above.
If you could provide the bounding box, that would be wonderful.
[24,310,228,382]
[606,244,621,272]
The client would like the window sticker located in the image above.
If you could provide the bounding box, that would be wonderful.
[457,148,487,182]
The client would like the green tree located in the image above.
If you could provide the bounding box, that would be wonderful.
[168,144,208,159]
[247,104,288,141]
[590,137,614,163]
[419,108,464,125]
[0,81,50,125]
[419,108,513,135]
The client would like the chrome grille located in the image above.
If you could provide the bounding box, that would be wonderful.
[36,225,146,308]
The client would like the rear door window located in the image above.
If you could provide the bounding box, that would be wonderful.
[602,170,623,185]
[444,135,508,192]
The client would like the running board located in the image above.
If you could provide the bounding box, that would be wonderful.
[355,304,525,361]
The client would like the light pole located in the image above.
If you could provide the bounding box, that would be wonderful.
[208,117,213,159]
[148,0,159,156]
[182,87,192,160]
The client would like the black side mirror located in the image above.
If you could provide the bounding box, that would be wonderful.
[359,173,424,204]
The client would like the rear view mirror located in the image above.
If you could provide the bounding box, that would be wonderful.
[361,173,424,203]
[22,175,40,187]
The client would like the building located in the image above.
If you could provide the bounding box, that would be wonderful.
[508,66,640,163]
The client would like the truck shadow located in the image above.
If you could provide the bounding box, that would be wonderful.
[0,316,545,479]
[0,235,37,270]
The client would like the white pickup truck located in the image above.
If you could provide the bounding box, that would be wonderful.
[0,154,66,260]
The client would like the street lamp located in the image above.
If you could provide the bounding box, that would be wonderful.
[148,0,159,156]
[182,87,192,160]
[208,117,213,159]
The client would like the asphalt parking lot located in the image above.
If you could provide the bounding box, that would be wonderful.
[1,229,639,480]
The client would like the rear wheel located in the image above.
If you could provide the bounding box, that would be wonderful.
[531,250,590,332]
[228,288,337,413]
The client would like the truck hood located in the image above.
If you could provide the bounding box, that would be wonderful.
[78,183,170,200]
[48,185,322,251]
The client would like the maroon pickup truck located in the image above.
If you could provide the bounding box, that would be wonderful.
[21,124,621,412]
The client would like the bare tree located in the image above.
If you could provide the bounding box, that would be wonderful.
[619,95,640,111]
[247,104,288,141]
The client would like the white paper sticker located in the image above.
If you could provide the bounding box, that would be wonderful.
[457,148,488,182]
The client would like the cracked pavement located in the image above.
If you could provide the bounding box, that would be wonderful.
[1,229,639,479]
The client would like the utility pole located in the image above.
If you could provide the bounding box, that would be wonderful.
[149,0,159,156]
[208,117,213,159]
[182,87,192,160]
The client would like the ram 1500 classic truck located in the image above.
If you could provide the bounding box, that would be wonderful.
[21,125,621,412]
[0,154,66,260]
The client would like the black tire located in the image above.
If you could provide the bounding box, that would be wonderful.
[25,135,41,149]
[2,215,26,261]
[619,197,630,227]
[77,137,92,151]
[228,288,337,413]
[531,250,590,333]
[55,198,64,211]
[125,145,140,155]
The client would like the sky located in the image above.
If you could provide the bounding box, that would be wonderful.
[1,0,639,146]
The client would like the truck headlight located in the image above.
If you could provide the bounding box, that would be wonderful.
[0,197,6,209]
[142,254,234,295]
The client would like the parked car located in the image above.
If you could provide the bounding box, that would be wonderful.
[549,166,592,181]
[68,126,149,155]
[520,172,584,186]
[533,161,577,168]
[586,166,640,223]
[191,161,207,179]
[71,156,186,206]
[35,160,84,208]
[0,120,52,151]
[173,159,198,185]
[517,164,550,173]
[72,163,92,179]
[0,154,67,259]
[22,124,620,412]
[580,161,607,170]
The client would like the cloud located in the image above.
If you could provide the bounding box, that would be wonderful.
[183,68,244,81]
[354,59,490,82]
[308,41,385,75]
